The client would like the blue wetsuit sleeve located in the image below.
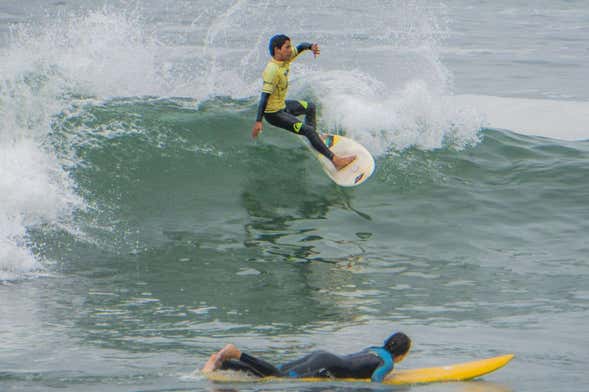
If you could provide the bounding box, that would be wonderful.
[369,347,394,383]
[296,42,313,52]
[255,92,270,121]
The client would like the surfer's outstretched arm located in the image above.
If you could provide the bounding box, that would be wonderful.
[294,42,320,58]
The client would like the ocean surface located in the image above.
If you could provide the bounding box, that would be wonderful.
[1,1,588,391]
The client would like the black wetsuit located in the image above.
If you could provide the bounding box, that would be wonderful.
[262,100,335,161]
[220,347,394,382]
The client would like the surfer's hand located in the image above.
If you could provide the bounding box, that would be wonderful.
[311,43,320,58]
[252,122,263,139]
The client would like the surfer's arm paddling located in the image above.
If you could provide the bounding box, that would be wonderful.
[251,34,355,171]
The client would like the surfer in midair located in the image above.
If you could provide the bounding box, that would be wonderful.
[251,34,356,171]
[202,332,411,382]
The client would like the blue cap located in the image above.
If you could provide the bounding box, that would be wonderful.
[268,34,289,56]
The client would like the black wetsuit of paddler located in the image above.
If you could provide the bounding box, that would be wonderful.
[220,346,395,382]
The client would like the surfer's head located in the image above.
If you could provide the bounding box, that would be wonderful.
[384,332,411,362]
[268,34,291,60]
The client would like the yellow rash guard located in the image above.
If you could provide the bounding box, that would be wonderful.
[261,43,311,113]
[253,41,335,161]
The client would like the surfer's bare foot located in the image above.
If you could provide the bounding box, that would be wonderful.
[218,344,241,361]
[202,353,220,373]
[201,344,242,373]
[332,154,356,170]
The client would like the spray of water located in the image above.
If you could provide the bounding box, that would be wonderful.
[289,1,482,154]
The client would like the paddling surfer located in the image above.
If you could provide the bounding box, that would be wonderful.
[202,332,411,382]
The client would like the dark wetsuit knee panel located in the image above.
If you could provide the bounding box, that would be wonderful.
[292,100,315,114]
[284,100,309,116]
[283,100,316,129]
[264,110,298,132]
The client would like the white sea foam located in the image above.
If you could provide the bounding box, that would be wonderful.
[0,13,98,280]
[0,6,234,279]
[0,139,79,280]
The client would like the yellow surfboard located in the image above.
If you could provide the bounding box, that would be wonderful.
[205,354,514,385]
[306,134,375,187]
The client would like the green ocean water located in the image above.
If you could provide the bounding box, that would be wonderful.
[2,1,589,391]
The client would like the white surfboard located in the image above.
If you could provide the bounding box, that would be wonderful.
[308,134,375,187]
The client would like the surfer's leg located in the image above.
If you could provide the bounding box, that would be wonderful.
[298,125,335,160]
[220,359,265,377]
[284,101,357,170]
[300,125,357,170]
[203,344,281,377]
[220,353,282,377]
[265,110,334,161]
[285,100,316,129]
[202,343,242,373]
[265,110,355,170]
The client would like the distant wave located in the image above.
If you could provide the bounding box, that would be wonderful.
[450,95,589,141]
